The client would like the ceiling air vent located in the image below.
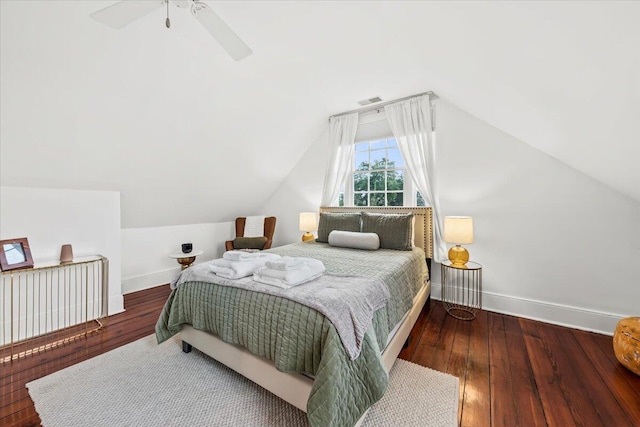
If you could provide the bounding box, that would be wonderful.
[358,96,383,106]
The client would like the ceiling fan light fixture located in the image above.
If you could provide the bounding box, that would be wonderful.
[90,0,253,61]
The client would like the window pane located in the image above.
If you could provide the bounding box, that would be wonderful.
[354,193,367,206]
[370,193,385,206]
[370,171,385,191]
[369,153,385,170]
[355,142,369,152]
[354,172,368,192]
[338,193,344,207]
[355,151,369,170]
[370,140,386,150]
[387,148,404,168]
[349,138,414,208]
[388,192,403,206]
[417,191,425,207]
[387,170,403,191]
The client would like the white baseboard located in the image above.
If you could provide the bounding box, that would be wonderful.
[431,282,624,336]
[121,268,180,295]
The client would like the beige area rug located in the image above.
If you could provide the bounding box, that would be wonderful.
[27,335,459,426]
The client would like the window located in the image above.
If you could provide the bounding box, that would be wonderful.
[339,137,424,207]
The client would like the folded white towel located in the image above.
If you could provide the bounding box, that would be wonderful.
[253,258,325,287]
[243,216,265,238]
[265,256,307,271]
[258,258,324,280]
[211,254,280,279]
[253,272,323,289]
[223,250,277,262]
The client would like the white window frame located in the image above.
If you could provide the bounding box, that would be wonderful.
[342,138,418,207]
[336,111,424,207]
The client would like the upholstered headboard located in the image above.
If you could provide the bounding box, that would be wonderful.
[318,206,434,260]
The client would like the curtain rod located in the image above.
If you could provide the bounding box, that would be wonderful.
[329,90,438,119]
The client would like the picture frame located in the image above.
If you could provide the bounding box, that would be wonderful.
[0,237,34,271]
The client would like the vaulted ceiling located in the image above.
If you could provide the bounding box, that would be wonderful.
[1,1,638,227]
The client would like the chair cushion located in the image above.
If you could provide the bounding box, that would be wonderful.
[233,236,268,250]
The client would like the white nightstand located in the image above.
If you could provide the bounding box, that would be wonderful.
[168,250,203,270]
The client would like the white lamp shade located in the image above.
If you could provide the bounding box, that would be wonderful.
[443,216,474,244]
[299,212,317,232]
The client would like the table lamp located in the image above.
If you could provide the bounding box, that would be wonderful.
[299,212,317,242]
[443,216,473,266]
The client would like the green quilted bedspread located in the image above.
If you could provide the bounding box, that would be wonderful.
[155,242,428,427]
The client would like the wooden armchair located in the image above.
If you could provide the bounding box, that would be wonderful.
[225,216,277,251]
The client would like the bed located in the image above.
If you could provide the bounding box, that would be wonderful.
[155,207,433,426]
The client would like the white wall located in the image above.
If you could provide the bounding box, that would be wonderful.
[0,186,238,297]
[0,187,124,315]
[0,0,322,229]
[121,222,233,294]
[3,1,637,234]
[1,1,636,324]
[263,127,330,247]
[263,100,640,335]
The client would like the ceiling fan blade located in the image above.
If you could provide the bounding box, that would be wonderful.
[90,0,165,30]
[191,2,252,61]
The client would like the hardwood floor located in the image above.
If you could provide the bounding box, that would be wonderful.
[399,302,640,426]
[2,285,638,426]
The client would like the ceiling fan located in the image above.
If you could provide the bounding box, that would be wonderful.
[90,0,252,61]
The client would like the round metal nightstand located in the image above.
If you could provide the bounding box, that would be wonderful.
[441,260,482,320]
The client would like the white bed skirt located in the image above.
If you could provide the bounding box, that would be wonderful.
[180,279,431,422]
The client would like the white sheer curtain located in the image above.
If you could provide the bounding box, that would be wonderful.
[384,95,447,261]
[320,113,358,206]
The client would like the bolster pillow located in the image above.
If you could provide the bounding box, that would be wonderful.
[328,230,380,251]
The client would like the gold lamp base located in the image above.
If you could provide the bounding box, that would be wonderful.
[448,245,469,267]
[301,232,314,242]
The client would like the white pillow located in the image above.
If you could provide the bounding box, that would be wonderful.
[328,230,380,250]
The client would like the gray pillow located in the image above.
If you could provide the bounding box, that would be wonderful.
[328,230,380,250]
[316,212,361,243]
[361,212,413,250]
